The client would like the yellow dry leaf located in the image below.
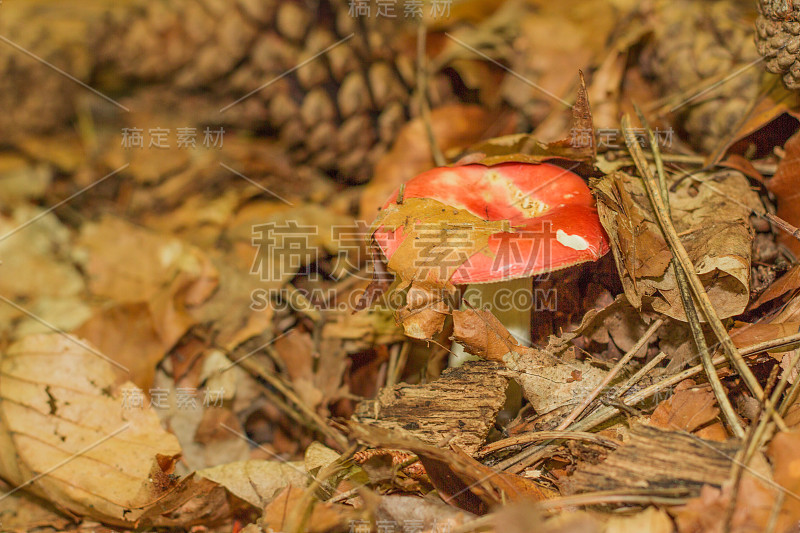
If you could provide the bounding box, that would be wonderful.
[196,460,307,509]
[0,333,182,527]
[373,197,512,288]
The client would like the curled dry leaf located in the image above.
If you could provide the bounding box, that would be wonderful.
[451,309,519,361]
[136,474,231,528]
[395,282,452,340]
[0,334,182,527]
[195,460,308,509]
[595,170,759,321]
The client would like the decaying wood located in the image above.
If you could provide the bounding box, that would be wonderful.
[563,425,740,497]
[354,360,508,455]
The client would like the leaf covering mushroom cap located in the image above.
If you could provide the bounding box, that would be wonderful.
[372,163,610,284]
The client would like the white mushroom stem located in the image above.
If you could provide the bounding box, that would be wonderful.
[449,276,533,367]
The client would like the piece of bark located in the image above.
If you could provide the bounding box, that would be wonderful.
[354,360,508,455]
[562,425,739,497]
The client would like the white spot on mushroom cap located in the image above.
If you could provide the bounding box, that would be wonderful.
[556,229,589,251]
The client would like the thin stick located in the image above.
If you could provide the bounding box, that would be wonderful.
[449,490,690,533]
[500,352,724,472]
[779,363,800,417]
[615,351,668,398]
[386,341,411,387]
[766,212,800,246]
[477,430,619,458]
[620,115,768,404]
[416,23,445,167]
[238,357,348,450]
[743,348,800,465]
[536,489,690,509]
[742,331,800,356]
[556,318,663,430]
[765,491,786,533]
[500,331,800,473]
[629,112,743,437]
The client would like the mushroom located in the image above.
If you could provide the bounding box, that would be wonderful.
[372,162,610,365]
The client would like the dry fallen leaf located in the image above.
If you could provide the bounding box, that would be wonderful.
[259,485,359,533]
[648,379,722,435]
[395,281,452,340]
[604,507,674,533]
[0,206,88,338]
[76,215,218,306]
[765,431,800,528]
[671,477,777,533]
[373,196,512,288]
[196,460,308,509]
[751,263,800,309]
[768,130,800,256]
[75,302,172,392]
[375,494,471,533]
[0,486,71,532]
[451,308,519,361]
[75,215,219,359]
[596,170,759,320]
[451,308,605,414]
[0,333,182,526]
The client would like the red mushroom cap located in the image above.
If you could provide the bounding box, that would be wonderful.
[372,162,610,284]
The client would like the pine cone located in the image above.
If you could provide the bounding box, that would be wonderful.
[0,1,126,142]
[97,0,456,182]
[755,0,800,89]
[641,0,762,152]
